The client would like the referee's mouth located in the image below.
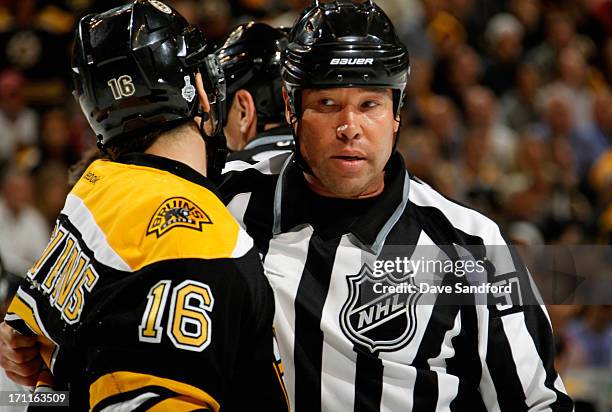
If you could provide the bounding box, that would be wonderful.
[330,151,367,170]
[331,150,367,161]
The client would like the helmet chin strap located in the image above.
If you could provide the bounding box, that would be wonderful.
[287,90,314,175]
[288,114,313,175]
[197,107,227,182]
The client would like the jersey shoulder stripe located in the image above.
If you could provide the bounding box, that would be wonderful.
[69,159,251,271]
[408,178,504,244]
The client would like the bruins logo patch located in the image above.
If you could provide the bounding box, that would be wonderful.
[147,197,212,237]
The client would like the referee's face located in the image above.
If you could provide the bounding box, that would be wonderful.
[297,87,399,198]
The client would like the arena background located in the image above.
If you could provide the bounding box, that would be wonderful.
[0,0,610,410]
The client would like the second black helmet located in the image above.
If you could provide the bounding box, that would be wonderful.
[216,22,288,130]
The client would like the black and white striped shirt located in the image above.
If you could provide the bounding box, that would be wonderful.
[220,151,573,412]
[225,126,294,165]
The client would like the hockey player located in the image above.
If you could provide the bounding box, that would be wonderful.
[0,1,288,410]
[216,22,294,164]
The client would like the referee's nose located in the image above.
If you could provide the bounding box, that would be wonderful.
[335,106,361,141]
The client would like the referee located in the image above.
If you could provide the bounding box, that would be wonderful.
[216,22,294,164]
[221,0,573,411]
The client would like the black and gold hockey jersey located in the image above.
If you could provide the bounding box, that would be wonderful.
[6,153,289,411]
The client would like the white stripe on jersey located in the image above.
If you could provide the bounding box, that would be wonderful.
[480,362,503,412]
[320,235,361,412]
[223,160,253,173]
[435,374,461,412]
[62,194,132,272]
[501,312,558,410]
[227,192,252,229]
[428,311,461,372]
[223,152,288,175]
[252,150,292,163]
[409,180,516,276]
[379,231,439,410]
[263,225,314,411]
[430,312,462,411]
[231,227,254,259]
[379,357,418,411]
[99,392,160,412]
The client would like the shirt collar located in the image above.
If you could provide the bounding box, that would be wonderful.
[243,126,294,150]
[273,152,410,254]
[116,153,223,199]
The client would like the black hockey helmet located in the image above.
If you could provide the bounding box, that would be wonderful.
[282,0,409,119]
[216,22,288,131]
[72,0,226,148]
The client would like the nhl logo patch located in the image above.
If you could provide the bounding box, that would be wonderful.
[340,264,422,353]
[147,197,212,238]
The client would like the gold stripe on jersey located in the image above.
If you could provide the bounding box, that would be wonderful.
[71,159,243,271]
[6,294,57,368]
[90,371,220,412]
[273,362,290,409]
[36,369,55,389]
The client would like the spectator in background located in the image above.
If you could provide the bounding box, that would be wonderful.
[555,46,594,129]
[482,13,525,96]
[0,0,74,106]
[527,11,578,83]
[536,84,610,182]
[600,37,612,85]
[565,306,612,368]
[394,0,434,63]
[0,69,37,169]
[33,162,68,228]
[501,61,542,132]
[448,0,506,52]
[32,107,80,172]
[507,0,545,51]
[504,134,555,223]
[589,149,612,242]
[420,95,464,161]
[575,92,612,178]
[403,57,434,125]
[0,168,48,278]
[463,85,518,172]
[534,85,580,175]
[397,127,442,187]
[458,127,505,219]
[434,44,482,110]
[546,305,586,376]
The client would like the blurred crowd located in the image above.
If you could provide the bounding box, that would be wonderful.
[0,0,611,409]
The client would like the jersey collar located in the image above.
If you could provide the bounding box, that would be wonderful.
[116,152,224,199]
[273,151,410,254]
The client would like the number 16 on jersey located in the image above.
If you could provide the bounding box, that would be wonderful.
[138,279,214,352]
